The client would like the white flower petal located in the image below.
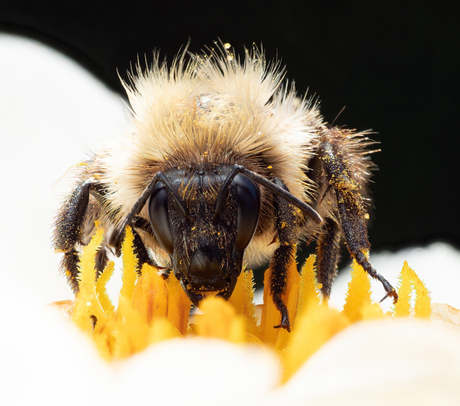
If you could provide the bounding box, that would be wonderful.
[0,276,112,406]
[270,318,460,405]
[0,33,129,307]
[114,339,279,406]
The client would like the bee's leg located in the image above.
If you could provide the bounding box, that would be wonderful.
[95,246,111,277]
[108,215,157,275]
[334,186,397,302]
[60,249,81,293]
[54,180,93,293]
[315,217,341,297]
[93,220,153,278]
[54,179,109,292]
[269,178,300,332]
[315,129,398,302]
[305,153,342,297]
[132,224,155,275]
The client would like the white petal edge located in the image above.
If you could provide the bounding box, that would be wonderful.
[268,318,460,406]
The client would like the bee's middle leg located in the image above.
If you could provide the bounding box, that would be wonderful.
[269,178,299,332]
[315,217,341,297]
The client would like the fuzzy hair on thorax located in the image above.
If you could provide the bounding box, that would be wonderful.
[102,46,320,208]
[96,45,325,264]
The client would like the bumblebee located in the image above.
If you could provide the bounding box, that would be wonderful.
[54,45,397,331]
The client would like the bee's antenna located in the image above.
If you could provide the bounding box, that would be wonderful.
[109,172,189,251]
[214,165,322,224]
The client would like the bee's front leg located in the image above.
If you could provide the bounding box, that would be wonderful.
[269,178,300,332]
[131,216,156,274]
[54,179,95,293]
[54,179,157,291]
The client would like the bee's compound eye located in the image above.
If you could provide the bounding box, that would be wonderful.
[234,174,261,251]
[148,182,174,255]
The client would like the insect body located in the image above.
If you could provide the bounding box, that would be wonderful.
[54,45,397,331]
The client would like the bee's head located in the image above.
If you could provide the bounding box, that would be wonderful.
[147,165,261,306]
[109,164,320,306]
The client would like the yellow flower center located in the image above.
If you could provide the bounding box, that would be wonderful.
[68,225,432,383]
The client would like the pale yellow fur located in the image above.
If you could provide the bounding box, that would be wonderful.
[99,46,323,264]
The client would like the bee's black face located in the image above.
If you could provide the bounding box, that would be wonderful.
[147,165,260,306]
[171,235,244,306]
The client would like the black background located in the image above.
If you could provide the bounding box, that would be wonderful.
[1,1,459,255]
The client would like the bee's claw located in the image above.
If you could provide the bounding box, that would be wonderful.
[274,312,291,332]
[380,289,398,304]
